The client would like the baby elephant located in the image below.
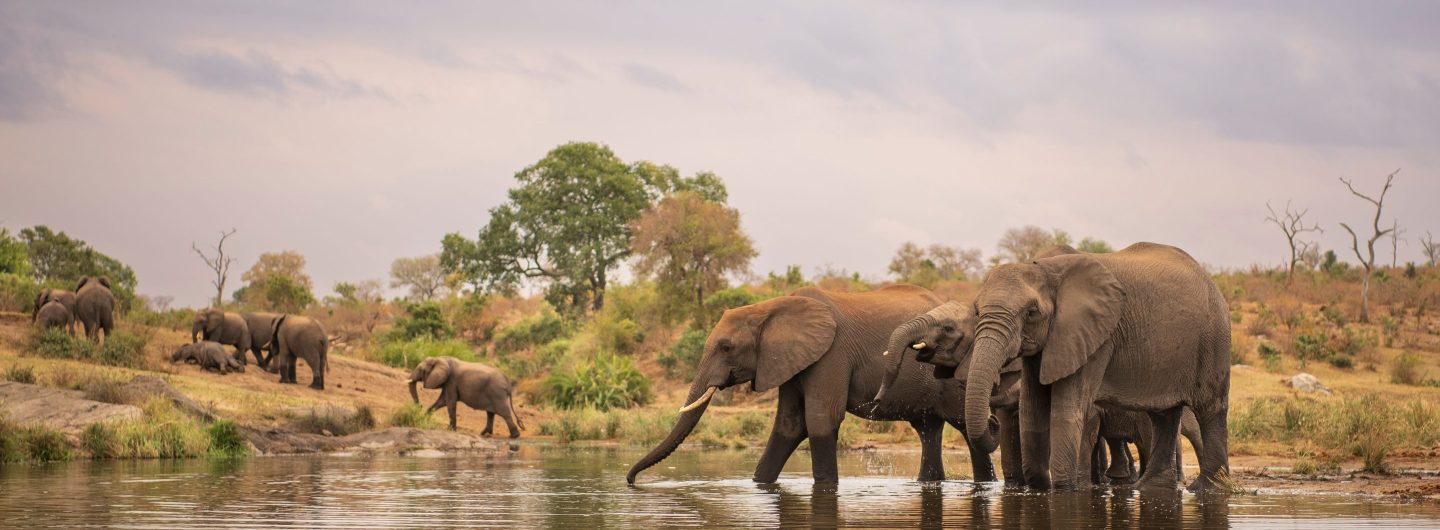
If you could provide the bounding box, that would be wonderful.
[171,341,245,375]
[34,300,76,336]
[408,356,525,438]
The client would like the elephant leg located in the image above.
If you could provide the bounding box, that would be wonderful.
[1136,436,1151,478]
[754,383,806,484]
[482,412,496,436]
[1090,435,1108,486]
[427,394,445,414]
[499,403,521,439]
[1106,437,1134,483]
[998,406,1023,486]
[1136,406,1183,490]
[1047,373,1105,490]
[1188,404,1231,492]
[950,418,997,482]
[802,381,847,484]
[308,357,325,390]
[1083,410,1104,487]
[1019,357,1052,489]
[911,417,946,482]
[446,397,459,431]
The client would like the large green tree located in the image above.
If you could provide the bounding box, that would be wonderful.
[234,251,315,312]
[17,226,138,311]
[631,191,756,325]
[0,228,29,276]
[442,142,721,313]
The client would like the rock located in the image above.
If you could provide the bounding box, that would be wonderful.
[125,375,214,421]
[1283,373,1332,396]
[0,381,141,434]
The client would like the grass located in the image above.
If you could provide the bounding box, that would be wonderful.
[289,405,377,436]
[24,327,150,369]
[3,363,36,384]
[374,337,477,370]
[1229,393,1439,473]
[206,420,249,457]
[0,415,73,463]
[1390,351,1427,385]
[82,398,216,459]
[385,403,439,429]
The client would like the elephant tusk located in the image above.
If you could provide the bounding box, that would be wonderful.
[881,350,890,356]
[679,386,718,413]
[911,341,927,350]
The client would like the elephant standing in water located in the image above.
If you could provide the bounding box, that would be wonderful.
[408,356,524,437]
[74,276,115,343]
[959,242,1230,491]
[628,285,1001,485]
[268,315,328,390]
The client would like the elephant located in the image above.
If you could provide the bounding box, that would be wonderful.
[34,300,76,336]
[170,341,244,374]
[1098,407,1203,485]
[241,312,282,369]
[74,276,115,343]
[191,309,253,365]
[31,288,76,323]
[408,356,525,437]
[958,242,1230,491]
[267,315,328,390]
[628,285,1001,486]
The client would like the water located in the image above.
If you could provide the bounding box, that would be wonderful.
[1,446,1436,528]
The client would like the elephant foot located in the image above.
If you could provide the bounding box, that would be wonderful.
[481,430,493,437]
[1135,475,1180,492]
[309,383,325,390]
[508,432,520,439]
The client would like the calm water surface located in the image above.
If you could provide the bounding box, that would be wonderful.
[1,446,1436,528]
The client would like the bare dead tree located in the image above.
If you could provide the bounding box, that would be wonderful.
[1264,200,1323,283]
[1421,231,1439,267]
[192,228,237,307]
[1388,220,1406,268]
[1338,170,1397,323]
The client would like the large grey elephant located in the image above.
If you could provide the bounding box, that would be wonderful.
[170,341,245,374]
[959,242,1230,491]
[31,288,76,323]
[408,356,524,437]
[627,285,1000,485]
[34,301,76,336]
[74,276,115,343]
[242,312,282,369]
[268,315,328,390]
[192,309,253,365]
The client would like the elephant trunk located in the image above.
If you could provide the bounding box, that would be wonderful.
[409,379,420,403]
[874,315,931,403]
[627,377,714,484]
[965,327,1009,455]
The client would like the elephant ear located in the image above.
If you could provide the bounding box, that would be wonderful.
[1036,254,1126,385]
[752,296,837,392]
[423,358,452,389]
[75,276,90,291]
[96,276,112,289]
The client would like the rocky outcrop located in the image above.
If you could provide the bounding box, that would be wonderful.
[1282,373,1332,396]
[0,381,140,433]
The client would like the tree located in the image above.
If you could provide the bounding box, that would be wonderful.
[17,225,138,311]
[1264,201,1324,283]
[1077,237,1114,254]
[236,251,314,311]
[996,226,1072,263]
[191,228,237,307]
[0,228,29,276]
[330,279,389,334]
[1422,231,1439,267]
[1298,244,1322,271]
[1338,170,1397,323]
[888,242,983,287]
[441,142,706,313]
[630,191,756,325]
[390,254,447,302]
[1388,220,1406,268]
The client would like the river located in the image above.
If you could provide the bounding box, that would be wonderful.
[1,446,1436,528]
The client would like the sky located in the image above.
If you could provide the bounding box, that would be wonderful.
[2,1,1438,308]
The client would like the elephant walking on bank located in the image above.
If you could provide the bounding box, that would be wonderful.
[408,356,524,437]
[34,301,76,336]
[268,315,328,390]
[32,288,76,324]
[192,309,253,365]
[74,276,116,343]
[628,285,999,485]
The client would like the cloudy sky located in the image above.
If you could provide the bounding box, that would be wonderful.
[2,1,1438,307]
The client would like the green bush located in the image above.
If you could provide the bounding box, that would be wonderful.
[542,354,651,411]
[289,406,376,436]
[494,306,569,355]
[1379,315,1401,347]
[206,420,249,457]
[130,308,198,331]
[703,288,761,326]
[96,330,149,368]
[1320,306,1346,327]
[82,422,119,458]
[27,327,92,360]
[0,415,75,463]
[386,302,453,342]
[497,338,570,380]
[1291,332,1332,362]
[3,364,36,384]
[658,328,708,378]
[376,337,477,370]
[0,272,41,313]
[110,398,213,458]
[593,317,645,355]
[1332,326,1377,362]
[1257,341,1283,373]
[386,403,439,429]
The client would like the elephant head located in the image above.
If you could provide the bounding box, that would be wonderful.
[170,343,196,364]
[408,357,455,402]
[32,289,56,322]
[962,253,1126,453]
[75,275,111,292]
[626,295,836,484]
[876,301,974,404]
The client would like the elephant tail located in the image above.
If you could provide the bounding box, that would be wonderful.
[509,391,525,432]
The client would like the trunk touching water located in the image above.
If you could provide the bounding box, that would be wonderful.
[874,316,931,403]
[626,377,715,484]
[965,328,1008,453]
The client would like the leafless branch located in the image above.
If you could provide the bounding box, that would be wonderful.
[192,228,237,307]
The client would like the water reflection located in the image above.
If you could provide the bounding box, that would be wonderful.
[0,447,1435,528]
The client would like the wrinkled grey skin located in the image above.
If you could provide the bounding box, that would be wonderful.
[74,276,115,343]
[268,315,327,390]
[961,242,1231,491]
[1099,408,1203,485]
[409,356,524,437]
[32,289,76,323]
[171,341,244,374]
[34,300,76,336]
[628,285,999,486]
[241,312,281,369]
[192,309,253,365]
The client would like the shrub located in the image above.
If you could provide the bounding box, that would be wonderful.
[702,288,761,327]
[1379,315,1401,347]
[97,330,149,368]
[290,406,376,436]
[658,328,707,378]
[386,403,439,429]
[82,422,119,458]
[206,420,250,457]
[542,354,651,411]
[0,272,42,313]
[82,374,137,405]
[1291,332,1331,363]
[109,398,212,458]
[386,302,453,342]
[3,364,36,384]
[1320,306,1346,327]
[1257,342,1283,373]
[593,317,645,355]
[376,337,477,370]
[19,426,72,462]
[27,327,92,360]
[1390,351,1426,386]
[494,306,569,355]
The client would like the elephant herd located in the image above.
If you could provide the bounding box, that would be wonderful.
[181,309,329,389]
[31,276,117,342]
[628,242,1232,493]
